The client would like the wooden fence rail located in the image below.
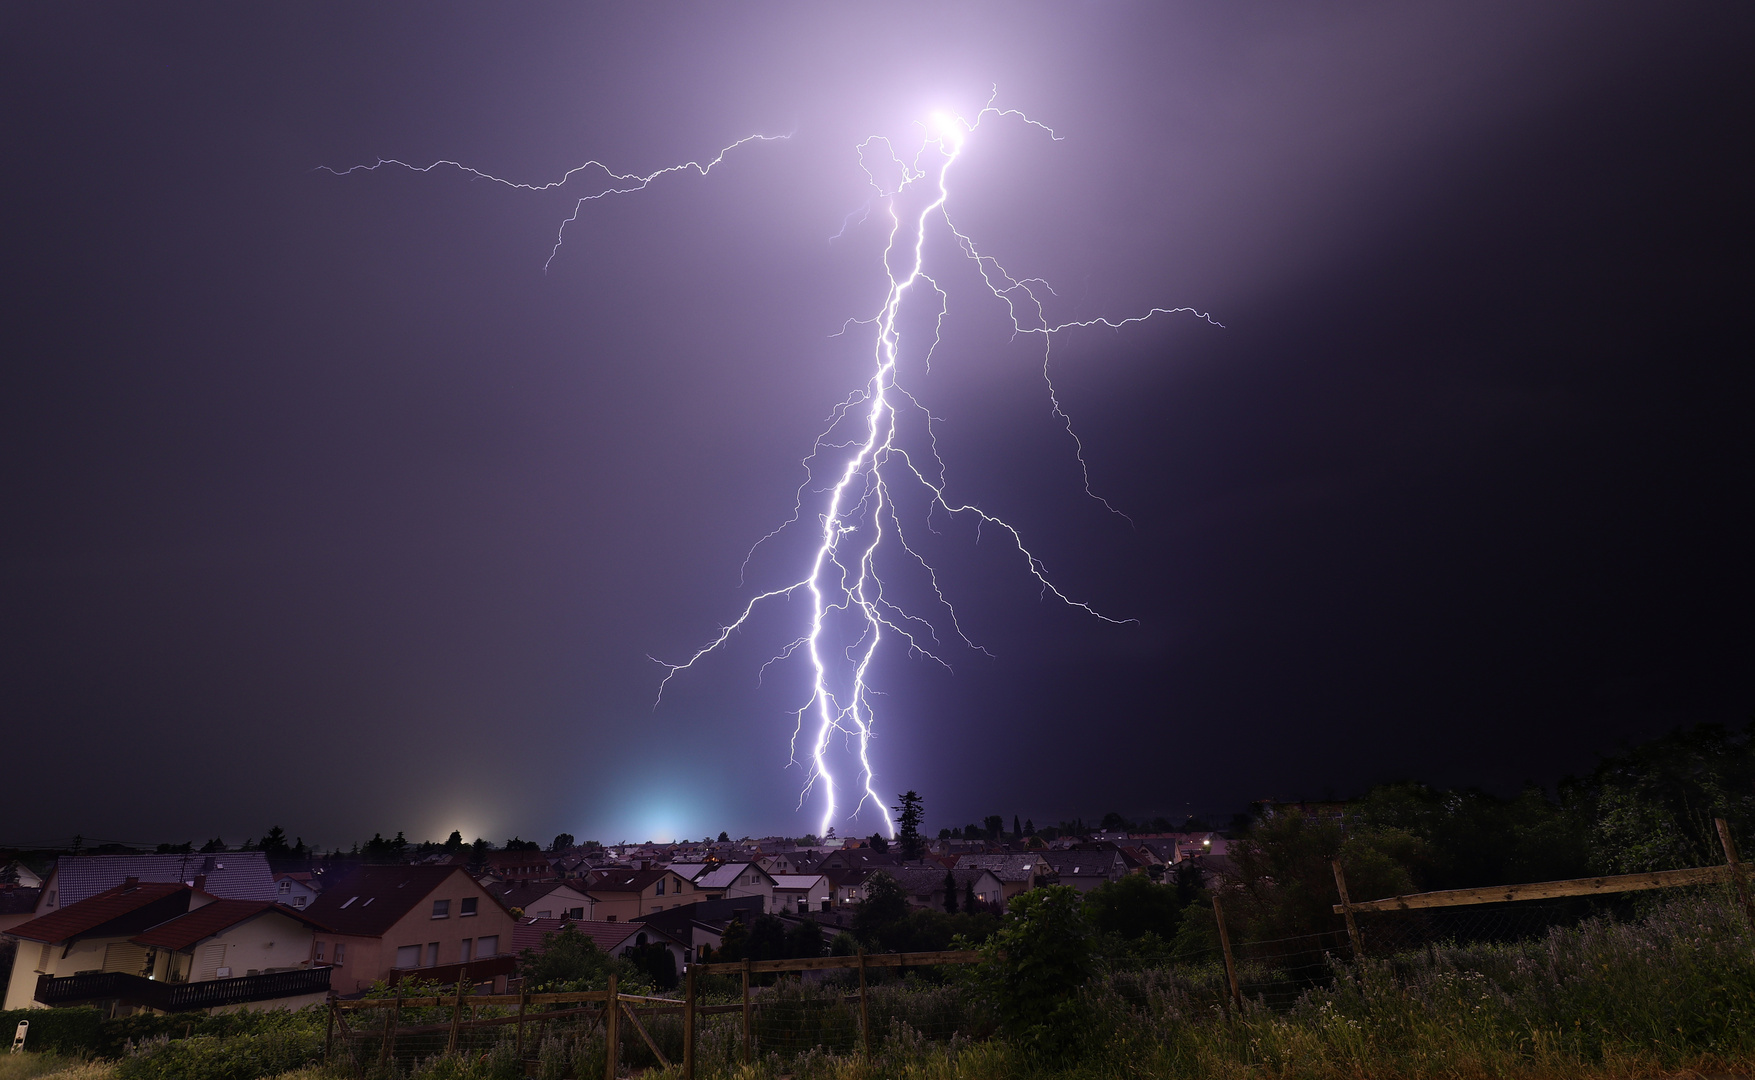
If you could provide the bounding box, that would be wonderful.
[328,947,985,1080]
[1334,818,1752,917]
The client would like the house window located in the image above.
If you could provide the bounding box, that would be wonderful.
[395,945,421,969]
[315,942,325,962]
[278,880,292,894]
[460,939,472,963]
[460,897,478,916]
[475,936,498,958]
[294,896,306,908]
[333,943,345,966]
[432,899,450,919]
[426,943,441,967]
[565,907,584,920]
[656,878,665,896]
[650,905,662,913]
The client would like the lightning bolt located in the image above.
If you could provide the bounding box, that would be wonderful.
[325,93,1218,840]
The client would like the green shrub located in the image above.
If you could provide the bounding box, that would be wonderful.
[113,1028,322,1080]
[0,1009,105,1057]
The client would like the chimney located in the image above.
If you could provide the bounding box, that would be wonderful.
[193,875,207,892]
[640,860,651,871]
[123,876,139,891]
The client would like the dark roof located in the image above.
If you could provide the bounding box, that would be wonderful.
[883,866,999,896]
[631,895,765,936]
[6,882,194,943]
[302,865,474,937]
[0,888,41,916]
[1038,850,1125,878]
[50,853,275,907]
[512,917,686,956]
[488,881,592,909]
[131,898,330,951]
[587,868,676,894]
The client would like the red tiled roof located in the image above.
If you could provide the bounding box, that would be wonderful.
[586,868,672,895]
[130,898,330,951]
[6,882,190,943]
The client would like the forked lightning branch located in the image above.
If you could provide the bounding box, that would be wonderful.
[326,95,1217,840]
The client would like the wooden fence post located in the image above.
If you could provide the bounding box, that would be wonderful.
[1332,859,1365,959]
[604,972,619,1080]
[857,949,871,1059]
[1717,817,1755,929]
[741,957,754,1065]
[323,995,335,1064]
[683,965,696,1080]
[446,975,466,1053]
[1211,896,1243,1014]
[515,990,528,1062]
[378,990,401,1072]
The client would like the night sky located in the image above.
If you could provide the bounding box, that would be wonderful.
[3,3,1750,848]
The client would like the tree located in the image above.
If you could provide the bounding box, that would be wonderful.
[942,870,958,913]
[938,828,952,840]
[550,833,575,852]
[1013,815,1021,839]
[1083,872,1182,941]
[852,872,911,952]
[893,791,926,860]
[468,838,490,875]
[518,924,631,990]
[746,914,788,962]
[717,914,748,962]
[259,826,291,861]
[200,837,225,853]
[868,833,889,853]
[785,917,825,959]
[717,831,730,843]
[964,880,977,914]
[983,815,1004,840]
[1099,811,1130,833]
[504,836,540,852]
[1024,818,1035,837]
[625,939,677,990]
[978,885,1093,1058]
[444,831,465,855]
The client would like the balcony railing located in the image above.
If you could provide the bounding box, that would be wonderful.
[36,966,331,1012]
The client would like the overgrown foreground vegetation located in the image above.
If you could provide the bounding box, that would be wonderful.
[9,892,1753,1080]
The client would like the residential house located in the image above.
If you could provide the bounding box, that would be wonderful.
[1038,849,1129,893]
[677,863,776,910]
[513,917,688,973]
[272,873,321,911]
[487,881,594,921]
[952,854,1050,904]
[480,851,555,883]
[883,867,1007,912]
[771,874,831,915]
[633,896,766,964]
[0,889,42,938]
[812,850,904,875]
[821,867,880,908]
[1,862,44,890]
[303,866,516,995]
[3,881,330,1013]
[584,867,697,922]
[31,854,275,917]
[756,851,816,876]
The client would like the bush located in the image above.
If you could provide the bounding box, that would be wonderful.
[977,884,1093,1060]
[113,1028,322,1080]
[0,1009,105,1057]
